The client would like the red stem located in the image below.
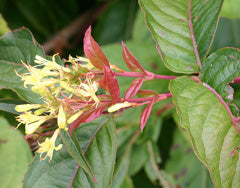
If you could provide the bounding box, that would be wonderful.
[125,92,172,103]
[114,71,177,80]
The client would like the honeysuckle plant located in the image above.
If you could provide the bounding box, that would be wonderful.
[1,0,240,188]
[15,27,174,162]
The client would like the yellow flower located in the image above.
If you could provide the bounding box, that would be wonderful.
[67,110,83,124]
[34,108,48,116]
[25,118,47,134]
[16,112,48,134]
[31,84,48,96]
[37,129,62,162]
[108,101,137,113]
[75,56,95,70]
[16,60,60,98]
[35,55,71,73]
[15,104,41,112]
[57,105,67,130]
[17,112,44,124]
[60,81,75,93]
[75,75,100,105]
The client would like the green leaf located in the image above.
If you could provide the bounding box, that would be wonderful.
[221,0,240,19]
[24,115,117,188]
[71,115,117,188]
[170,76,240,187]
[200,48,240,102]
[139,0,223,74]
[59,130,95,182]
[0,28,45,103]
[0,14,10,36]
[0,117,32,188]
[165,129,213,188]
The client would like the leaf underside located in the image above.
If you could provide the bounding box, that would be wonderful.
[139,0,223,74]
[170,77,240,188]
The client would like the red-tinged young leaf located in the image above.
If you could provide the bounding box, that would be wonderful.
[124,78,144,99]
[83,26,110,69]
[99,70,108,91]
[122,42,146,73]
[100,65,121,104]
[69,102,111,135]
[140,97,155,131]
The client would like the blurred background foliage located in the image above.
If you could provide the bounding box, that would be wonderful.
[0,0,240,187]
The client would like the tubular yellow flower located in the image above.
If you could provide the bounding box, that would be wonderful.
[37,129,62,162]
[17,112,45,124]
[67,110,83,124]
[75,56,95,70]
[35,55,71,73]
[108,101,137,113]
[75,76,100,105]
[25,118,47,134]
[57,105,67,130]
[34,108,47,116]
[60,81,74,93]
[15,104,41,112]
[16,112,48,134]
[31,84,48,97]
[34,55,49,65]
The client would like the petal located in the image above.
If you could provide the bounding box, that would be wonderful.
[58,106,67,129]
[67,110,83,124]
[25,119,46,134]
[108,101,136,113]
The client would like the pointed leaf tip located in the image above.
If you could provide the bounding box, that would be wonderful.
[122,42,146,73]
[140,97,155,131]
[83,26,110,69]
[124,78,144,99]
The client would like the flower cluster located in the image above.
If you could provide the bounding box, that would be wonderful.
[15,54,137,161]
[15,54,104,161]
[15,26,173,162]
